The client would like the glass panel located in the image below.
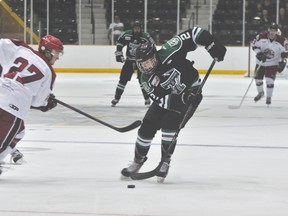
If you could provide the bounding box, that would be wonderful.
[105,0,139,45]
[146,0,178,45]
[105,0,189,45]
[1,0,286,46]
[1,0,78,45]
[42,0,78,45]
[212,0,244,46]
[0,0,27,42]
[212,0,287,46]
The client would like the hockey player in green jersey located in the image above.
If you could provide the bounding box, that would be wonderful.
[111,20,155,107]
[121,27,226,183]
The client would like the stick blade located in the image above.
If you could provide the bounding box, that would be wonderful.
[228,105,241,109]
[116,120,142,132]
[130,162,162,180]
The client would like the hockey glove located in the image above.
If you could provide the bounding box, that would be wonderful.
[256,52,267,62]
[115,51,125,63]
[180,91,203,128]
[281,52,288,58]
[40,94,57,112]
[277,59,287,73]
[206,39,226,62]
[182,91,203,107]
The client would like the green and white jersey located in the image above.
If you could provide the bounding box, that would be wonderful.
[140,27,211,111]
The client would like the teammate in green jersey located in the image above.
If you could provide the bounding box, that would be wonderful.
[111,20,155,107]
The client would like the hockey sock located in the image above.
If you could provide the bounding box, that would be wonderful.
[266,77,274,98]
[114,82,126,99]
[255,79,264,93]
[161,129,177,160]
[134,133,152,162]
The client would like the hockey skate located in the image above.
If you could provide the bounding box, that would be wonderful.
[156,160,171,183]
[144,99,151,106]
[266,97,271,105]
[121,156,147,178]
[254,91,264,102]
[111,98,119,107]
[0,164,3,175]
[10,149,24,164]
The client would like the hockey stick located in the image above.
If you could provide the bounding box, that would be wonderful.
[228,78,254,109]
[228,62,262,109]
[54,98,142,133]
[130,59,217,180]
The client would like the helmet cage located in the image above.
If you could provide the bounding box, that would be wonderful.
[50,49,63,58]
[136,54,158,75]
[136,42,158,75]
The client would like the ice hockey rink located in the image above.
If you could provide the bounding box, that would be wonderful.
[1,71,288,216]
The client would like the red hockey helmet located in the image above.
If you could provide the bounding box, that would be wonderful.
[38,35,64,56]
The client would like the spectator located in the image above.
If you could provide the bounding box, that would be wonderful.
[279,7,288,37]
[263,0,276,17]
[108,15,124,45]
[259,9,271,31]
[255,3,263,18]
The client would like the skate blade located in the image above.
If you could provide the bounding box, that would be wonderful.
[157,176,166,183]
[120,175,133,181]
[9,158,26,165]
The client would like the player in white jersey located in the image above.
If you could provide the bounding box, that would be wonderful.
[0,35,63,175]
[252,23,288,105]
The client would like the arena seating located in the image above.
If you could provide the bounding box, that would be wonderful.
[4,0,78,44]
[213,0,288,45]
[105,0,190,44]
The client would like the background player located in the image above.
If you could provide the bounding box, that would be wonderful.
[121,27,226,183]
[111,20,155,107]
[252,23,288,105]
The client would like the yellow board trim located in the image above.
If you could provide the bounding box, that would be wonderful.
[54,68,247,75]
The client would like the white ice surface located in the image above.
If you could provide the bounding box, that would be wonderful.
[1,73,288,216]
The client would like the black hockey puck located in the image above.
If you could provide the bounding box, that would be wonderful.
[127,184,135,188]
